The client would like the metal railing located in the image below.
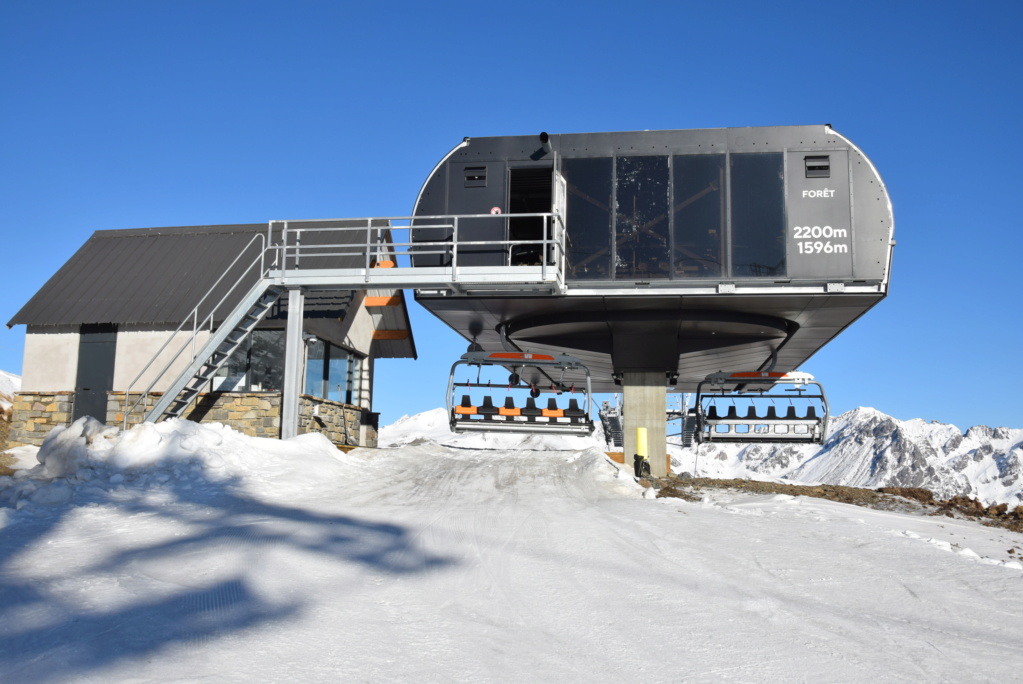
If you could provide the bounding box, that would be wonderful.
[271,212,567,288]
[119,212,567,428]
[121,232,272,428]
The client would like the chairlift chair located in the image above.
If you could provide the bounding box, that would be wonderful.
[690,371,829,445]
[447,351,595,435]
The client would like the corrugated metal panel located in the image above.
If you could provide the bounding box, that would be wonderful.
[9,223,376,327]
[9,225,271,327]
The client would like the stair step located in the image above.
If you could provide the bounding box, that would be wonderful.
[141,280,284,424]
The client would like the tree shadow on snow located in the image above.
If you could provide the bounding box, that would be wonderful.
[0,455,456,682]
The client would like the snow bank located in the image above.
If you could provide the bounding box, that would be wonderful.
[379,407,606,451]
[0,417,361,514]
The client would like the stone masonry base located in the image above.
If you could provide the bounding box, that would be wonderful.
[6,391,372,449]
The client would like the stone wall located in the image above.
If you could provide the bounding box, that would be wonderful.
[1,406,11,452]
[112,392,282,439]
[298,395,368,448]
[7,392,75,447]
[8,391,370,448]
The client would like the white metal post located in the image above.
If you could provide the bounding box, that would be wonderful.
[281,287,305,439]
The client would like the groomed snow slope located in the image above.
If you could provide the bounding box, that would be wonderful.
[1,418,1022,682]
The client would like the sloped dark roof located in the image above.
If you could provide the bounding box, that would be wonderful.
[8,222,416,359]
[9,224,274,327]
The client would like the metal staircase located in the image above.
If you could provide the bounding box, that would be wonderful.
[599,399,624,448]
[146,281,284,422]
[122,212,569,429]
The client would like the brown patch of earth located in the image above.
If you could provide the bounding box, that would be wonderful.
[651,476,1023,535]
[0,452,15,477]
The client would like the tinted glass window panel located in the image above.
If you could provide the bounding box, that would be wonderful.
[327,347,349,403]
[304,339,325,397]
[563,157,612,280]
[219,330,285,391]
[672,154,725,278]
[730,153,786,278]
[220,348,248,391]
[615,156,670,280]
[250,330,285,391]
[348,355,363,405]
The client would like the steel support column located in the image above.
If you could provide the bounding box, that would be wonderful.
[281,287,305,439]
[622,371,669,478]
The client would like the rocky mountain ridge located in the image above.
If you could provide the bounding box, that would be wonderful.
[678,407,1023,506]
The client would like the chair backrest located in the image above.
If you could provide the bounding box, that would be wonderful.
[482,396,495,409]
[726,406,739,419]
[504,396,516,409]
[707,405,720,419]
[460,395,472,408]
[568,398,580,411]
[765,406,778,419]
[526,397,538,410]
[784,406,797,419]
[806,406,817,419]
[547,398,559,410]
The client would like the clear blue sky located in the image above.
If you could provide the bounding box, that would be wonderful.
[2,0,1021,430]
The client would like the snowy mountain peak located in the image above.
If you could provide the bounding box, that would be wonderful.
[671,408,1023,506]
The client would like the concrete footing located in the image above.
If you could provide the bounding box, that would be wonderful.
[621,371,669,478]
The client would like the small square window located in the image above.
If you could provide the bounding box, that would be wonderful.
[804,155,830,178]
[464,166,487,188]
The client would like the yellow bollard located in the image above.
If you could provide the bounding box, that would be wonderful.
[634,427,650,477]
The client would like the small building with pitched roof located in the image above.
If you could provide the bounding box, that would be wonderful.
[6,222,416,448]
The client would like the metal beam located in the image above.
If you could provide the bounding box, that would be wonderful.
[281,288,305,440]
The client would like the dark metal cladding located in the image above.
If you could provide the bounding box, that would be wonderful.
[412,125,894,392]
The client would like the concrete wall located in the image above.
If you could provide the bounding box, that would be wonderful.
[113,326,213,392]
[342,298,376,354]
[21,325,218,394]
[21,327,79,392]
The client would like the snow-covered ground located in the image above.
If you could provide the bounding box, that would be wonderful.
[0,370,20,411]
[388,407,1023,506]
[2,416,1022,682]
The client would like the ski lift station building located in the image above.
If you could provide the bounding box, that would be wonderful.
[412,125,894,472]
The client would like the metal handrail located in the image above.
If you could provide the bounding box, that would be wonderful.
[120,211,568,428]
[121,232,271,427]
[273,212,567,288]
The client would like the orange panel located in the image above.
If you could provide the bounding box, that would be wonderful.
[365,295,401,307]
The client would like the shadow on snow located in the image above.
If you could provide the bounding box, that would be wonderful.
[0,457,456,682]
